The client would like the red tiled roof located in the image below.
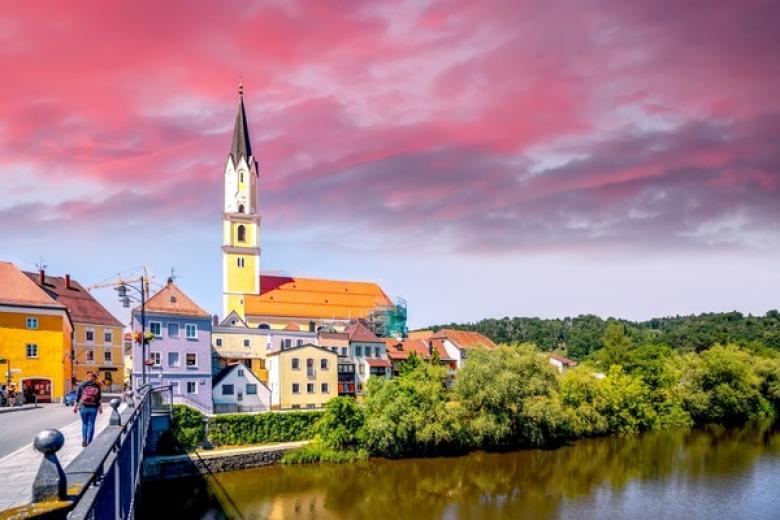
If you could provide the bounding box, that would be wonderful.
[318,331,350,341]
[244,275,393,320]
[366,358,391,368]
[345,322,382,343]
[24,271,122,326]
[431,329,497,350]
[429,338,455,361]
[385,338,431,360]
[0,263,64,309]
[138,279,209,317]
[407,330,434,340]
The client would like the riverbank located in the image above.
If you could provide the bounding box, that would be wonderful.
[137,421,780,519]
[143,440,310,480]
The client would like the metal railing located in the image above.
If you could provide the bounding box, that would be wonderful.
[172,392,213,416]
[4,384,166,519]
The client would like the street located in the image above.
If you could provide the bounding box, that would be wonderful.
[0,404,79,459]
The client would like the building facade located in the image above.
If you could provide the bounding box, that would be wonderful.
[132,278,213,414]
[26,271,123,391]
[212,312,271,384]
[266,344,337,410]
[0,262,73,403]
[345,322,391,393]
[212,361,271,413]
[429,329,497,369]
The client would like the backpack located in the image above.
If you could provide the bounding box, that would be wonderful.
[80,384,100,406]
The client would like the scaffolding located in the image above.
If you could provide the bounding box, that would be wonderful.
[365,296,408,339]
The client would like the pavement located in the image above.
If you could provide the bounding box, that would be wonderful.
[0,403,125,511]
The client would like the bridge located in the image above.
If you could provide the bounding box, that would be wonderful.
[2,385,170,519]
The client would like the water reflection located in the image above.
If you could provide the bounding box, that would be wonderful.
[138,421,780,519]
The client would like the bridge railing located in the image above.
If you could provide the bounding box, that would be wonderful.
[5,384,166,519]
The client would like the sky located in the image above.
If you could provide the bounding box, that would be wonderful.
[0,0,778,330]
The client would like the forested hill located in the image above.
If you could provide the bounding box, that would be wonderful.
[426,310,780,359]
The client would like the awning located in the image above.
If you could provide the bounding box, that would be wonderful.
[366,359,391,368]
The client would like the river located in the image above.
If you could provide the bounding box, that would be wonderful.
[138,421,780,519]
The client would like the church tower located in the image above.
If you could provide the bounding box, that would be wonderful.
[222,83,260,319]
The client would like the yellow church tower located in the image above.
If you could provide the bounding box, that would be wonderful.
[222,83,260,319]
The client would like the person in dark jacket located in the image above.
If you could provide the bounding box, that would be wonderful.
[73,371,103,447]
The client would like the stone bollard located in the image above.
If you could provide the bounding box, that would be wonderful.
[125,390,135,408]
[32,429,66,502]
[109,398,122,426]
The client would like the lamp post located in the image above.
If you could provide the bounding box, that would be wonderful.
[115,276,148,387]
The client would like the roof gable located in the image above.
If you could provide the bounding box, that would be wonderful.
[220,311,247,328]
[432,329,497,350]
[266,343,337,357]
[345,322,382,343]
[139,279,209,318]
[212,361,268,389]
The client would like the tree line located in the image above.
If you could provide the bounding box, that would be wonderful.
[427,310,780,359]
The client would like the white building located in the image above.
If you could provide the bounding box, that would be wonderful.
[345,322,391,393]
[430,329,497,369]
[212,362,271,413]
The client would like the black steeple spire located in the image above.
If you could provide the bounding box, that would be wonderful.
[230,81,253,164]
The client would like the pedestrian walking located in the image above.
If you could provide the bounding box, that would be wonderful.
[73,371,103,447]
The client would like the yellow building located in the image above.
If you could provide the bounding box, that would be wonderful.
[266,344,338,410]
[0,262,73,403]
[25,271,124,391]
[212,311,270,384]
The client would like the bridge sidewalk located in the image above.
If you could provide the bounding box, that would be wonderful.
[0,404,126,511]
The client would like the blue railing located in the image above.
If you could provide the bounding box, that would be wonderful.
[4,384,166,519]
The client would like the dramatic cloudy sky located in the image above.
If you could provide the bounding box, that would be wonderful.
[1,0,778,328]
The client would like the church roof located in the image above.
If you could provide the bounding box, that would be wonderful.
[243,275,393,321]
[230,89,253,165]
[137,278,210,318]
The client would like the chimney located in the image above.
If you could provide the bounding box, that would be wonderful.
[38,269,45,285]
[65,274,72,289]
[428,340,433,356]
[212,315,219,327]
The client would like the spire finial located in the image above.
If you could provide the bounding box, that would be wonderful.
[238,77,244,97]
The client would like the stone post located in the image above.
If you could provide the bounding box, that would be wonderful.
[32,429,66,502]
[109,398,121,426]
[125,389,135,408]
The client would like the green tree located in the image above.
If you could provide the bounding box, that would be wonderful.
[314,396,364,450]
[598,322,633,367]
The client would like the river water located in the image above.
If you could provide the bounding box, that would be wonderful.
[138,421,780,519]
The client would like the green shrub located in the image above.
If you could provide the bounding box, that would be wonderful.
[208,411,321,446]
[169,405,205,451]
[314,397,364,450]
[281,442,368,464]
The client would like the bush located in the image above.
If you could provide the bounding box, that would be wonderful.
[314,397,364,450]
[208,411,321,446]
[281,442,368,464]
[169,405,205,451]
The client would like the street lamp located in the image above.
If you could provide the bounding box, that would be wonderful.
[115,276,148,387]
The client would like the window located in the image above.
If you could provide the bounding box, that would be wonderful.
[291,404,301,409]
[307,383,315,394]
[374,347,380,357]
[306,358,315,376]
[292,383,300,394]
[246,384,257,395]
[243,339,250,348]
[330,346,337,353]
[151,352,161,367]
[357,383,363,392]
[320,358,329,370]
[168,352,180,368]
[237,257,245,268]
[222,384,234,395]
[237,225,246,242]
[356,346,363,356]
[86,349,95,362]
[215,338,223,347]
[321,383,329,393]
[104,330,113,343]
[168,323,180,338]
[306,403,316,409]
[186,382,197,394]
[358,363,365,375]
[341,347,347,357]
[296,339,303,347]
[282,338,292,350]
[237,368,244,377]
[104,350,112,362]
[291,358,300,370]
[104,371,113,382]
[238,204,245,214]
[86,329,95,342]
[26,317,38,329]
[239,171,244,183]
[25,344,38,358]
[185,324,197,339]
[149,322,162,337]
[171,381,180,395]
[365,348,372,358]
[186,353,197,368]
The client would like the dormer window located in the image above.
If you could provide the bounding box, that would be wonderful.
[170,296,177,303]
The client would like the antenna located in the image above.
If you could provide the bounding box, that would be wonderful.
[34,256,47,272]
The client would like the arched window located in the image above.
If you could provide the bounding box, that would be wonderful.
[237,225,246,242]
[258,323,270,330]
[239,171,244,183]
[238,204,245,214]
